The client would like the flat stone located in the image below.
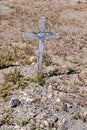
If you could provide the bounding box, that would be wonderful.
[47,116,58,123]
[14,61,20,66]
[8,125,14,130]
[42,108,52,115]
[9,98,21,107]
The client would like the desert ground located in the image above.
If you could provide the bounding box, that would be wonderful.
[0,0,87,130]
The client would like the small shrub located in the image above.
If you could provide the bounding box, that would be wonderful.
[4,68,22,84]
[4,68,28,90]
[48,122,52,130]
[0,51,13,69]
[18,118,30,127]
[16,78,28,90]
[0,113,12,126]
[53,85,67,92]
[32,123,41,130]
[36,74,45,86]
[0,83,12,101]
[43,53,52,66]
[26,74,45,86]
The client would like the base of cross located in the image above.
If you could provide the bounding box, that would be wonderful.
[36,73,45,86]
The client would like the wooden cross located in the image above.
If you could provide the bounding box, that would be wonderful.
[23,17,60,74]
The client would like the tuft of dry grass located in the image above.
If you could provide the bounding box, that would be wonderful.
[0,113,12,126]
[0,68,28,101]
[0,83,12,101]
[16,117,30,127]
[43,52,52,66]
[0,50,13,69]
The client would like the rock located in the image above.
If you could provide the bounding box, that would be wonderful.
[9,98,21,107]
[53,98,64,111]
[62,118,67,124]
[42,108,52,115]
[42,115,58,128]
[14,61,20,66]
[8,125,14,130]
[47,116,58,123]
[64,103,73,109]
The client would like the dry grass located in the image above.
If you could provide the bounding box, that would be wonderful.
[0,0,87,129]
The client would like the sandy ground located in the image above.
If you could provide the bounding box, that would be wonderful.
[0,0,87,130]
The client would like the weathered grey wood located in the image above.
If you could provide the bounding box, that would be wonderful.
[38,17,45,74]
[23,17,60,74]
[23,33,38,39]
[38,39,44,73]
[39,17,45,33]
[23,33,60,40]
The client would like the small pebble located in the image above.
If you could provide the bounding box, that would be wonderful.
[64,103,72,109]
[15,61,20,66]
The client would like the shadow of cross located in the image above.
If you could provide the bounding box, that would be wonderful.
[23,17,60,74]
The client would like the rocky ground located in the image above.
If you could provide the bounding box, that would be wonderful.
[0,0,87,130]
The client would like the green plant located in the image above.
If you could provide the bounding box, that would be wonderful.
[26,74,45,86]
[16,77,28,90]
[18,117,30,127]
[5,4,23,14]
[0,51,13,69]
[1,69,29,101]
[36,74,45,86]
[4,68,28,90]
[6,4,16,9]
[5,52,13,61]
[53,85,67,92]
[48,122,52,130]
[32,123,41,130]
[4,68,22,84]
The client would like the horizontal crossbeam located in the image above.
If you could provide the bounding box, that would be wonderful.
[23,33,60,41]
